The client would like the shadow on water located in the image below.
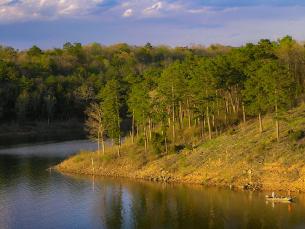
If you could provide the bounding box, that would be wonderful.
[68,174,305,229]
[1,140,305,229]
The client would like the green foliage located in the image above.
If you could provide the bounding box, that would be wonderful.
[137,136,145,146]
[100,79,121,145]
[243,59,296,116]
[0,37,305,152]
[288,130,305,142]
[243,60,270,115]
[127,81,150,125]
[150,132,165,155]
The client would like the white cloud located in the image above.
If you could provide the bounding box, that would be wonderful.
[188,7,212,14]
[118,0,183,19]
[143,2,163,15]
[187,6,239,15]
[123,8,133,17]
[0,0,104,23]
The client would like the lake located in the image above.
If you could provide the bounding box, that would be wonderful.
[0,140,305,229]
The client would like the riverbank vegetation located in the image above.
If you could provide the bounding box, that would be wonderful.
[58,35,305,191]
[82,35,305,155]
[2,35,305,190]
[57,104,305,191]
[0,41,231,143]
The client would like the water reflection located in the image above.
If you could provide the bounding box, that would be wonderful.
[1,141,305,229]
[68,175,305,229]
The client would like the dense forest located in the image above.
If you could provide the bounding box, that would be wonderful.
[1,36,305,152]
[0,41,219,124]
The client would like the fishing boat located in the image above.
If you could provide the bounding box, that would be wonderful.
[265,193,295,202]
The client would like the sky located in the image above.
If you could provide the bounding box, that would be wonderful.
[0,0,305,49]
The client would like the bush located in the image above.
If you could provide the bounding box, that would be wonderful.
[151,132,165,155]
[288,129,305,142]
[228,128,236,135]
[174,144,186,153]
[184,144,193,150]
[137,136,145,146]
[100,154,112,163]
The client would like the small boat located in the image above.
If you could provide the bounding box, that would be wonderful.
[265,195,295,202]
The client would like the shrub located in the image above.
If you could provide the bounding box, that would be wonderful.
[174,144,185,153]
[184,144,193,150]
[288,129,305,142]
[151,132,165,155]
[137,136,145,146]
[228,128,236,135]
[100,154,112,163]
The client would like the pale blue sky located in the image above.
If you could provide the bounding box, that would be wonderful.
[0,0,305,49]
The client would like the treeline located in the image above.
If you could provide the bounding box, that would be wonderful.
[1,36,305,153]
[85,36,305,154]
[1,42,224,123]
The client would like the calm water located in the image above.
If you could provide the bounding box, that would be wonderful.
[1,141,305,229]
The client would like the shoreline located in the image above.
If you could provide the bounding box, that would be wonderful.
[55,149,305,193]
[55,168,256,192]
[55,165,304,193]
[0,120,86,147]
[57,104,305,193]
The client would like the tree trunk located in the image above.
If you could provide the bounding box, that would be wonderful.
[97,131,100,154]
[259,113,263,134]
[117,143,121,157]
[242,103,246,123]
[212,115,215,128]
[216,90,220,117]
[206,106,212,140]
[164,135,168,154]
[179,101,183,128]
[201,116,204,139]
[148,117,152,140]
[132,110,135,143]
[228,92,236,113]
[117,109,121,157]
[144,125,147,154]
[172,84,175,143]
[101,135,105,155]
[225,99,229,114]
[275,104,279,142]
[172,118,175,144]
[187,98,191,128]
[224,112,227,125]
[276,119,279,142]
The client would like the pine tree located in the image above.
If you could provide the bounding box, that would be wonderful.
[259,60,296,141]
[243,60,270,133]
[100,79,122,156]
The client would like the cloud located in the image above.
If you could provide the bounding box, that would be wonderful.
[122,8,133,17]
[2,0,305,49]
[2,0,305,24]
[118,0,183,19]
[143,2,163,15]
[0,0,105,23]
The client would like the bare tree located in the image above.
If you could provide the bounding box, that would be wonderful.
[85,103,105,154]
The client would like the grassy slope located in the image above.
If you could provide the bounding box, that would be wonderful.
[57,104,305,191]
